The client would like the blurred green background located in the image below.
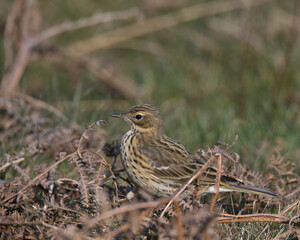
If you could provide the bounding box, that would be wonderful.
[0,0,299,172]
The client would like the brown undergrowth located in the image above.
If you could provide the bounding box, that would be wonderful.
[0,98,299,239]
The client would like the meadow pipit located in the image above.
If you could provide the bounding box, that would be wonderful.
[112,104,277,198]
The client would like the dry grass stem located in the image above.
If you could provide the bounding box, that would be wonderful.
[0,1,140,98]
[160,154,219,218]
[3,152,77,203]
[94,199,168,222]
[33,8,141,45]
[0,158,25,172]
[280,200,299,216]
[174,200,184,240]
[217,213,300,227]
[209,153,222,213]
[67,0,272,55]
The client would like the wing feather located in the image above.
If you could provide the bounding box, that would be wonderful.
[139,137,243,185]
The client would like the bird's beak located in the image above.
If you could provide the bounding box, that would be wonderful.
[111,113,125,119]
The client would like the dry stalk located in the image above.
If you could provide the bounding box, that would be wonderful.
[0,1,140,97]
[68,55,139,100]
[33,8,141,45]
[3,152,77,203]
[280,200,299,216]
[24,95,68,121]
[0,158,25,172]
[217,213,300,226]
[160,154,219,218]
[93,199,168,223]
[67,0,272,55]
[209,153,222,213]
[99,223,131,240]
[174,200,184,240]
[1,0,35,96]
[273,229,300,240]
[2,121,109,204]
[86,149,119,202]
[3,0,21,69]
[0,221,44,226]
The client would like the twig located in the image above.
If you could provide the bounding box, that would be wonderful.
[290,215,300,226]
[77,121,106,158]
[216,213,300,226]
[33,8,141,45]
[65,54,139,100]
[224,134,239,151]
[41,221,59,230]
[160,154,219,218]
[3,0,21,69]
[209,153,222,213]
[273,229,300,240]
[2,152,77,203]
[174,200,184,240]
[24,95,68,121]
[255,224,271,239]
[280,200,299,216]
[0,158,25,172]
[0,0,34,96]
[93,199,169,222]
[100,223,131,240]
[67,0,272,55]
[1,41,32,95]
[0,221,44,226]
[46,202,83,216]
[86,149,119,202]
[74,156,89,206]
[0,3,140,97]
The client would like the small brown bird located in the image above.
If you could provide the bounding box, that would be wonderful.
[112,104,277,198]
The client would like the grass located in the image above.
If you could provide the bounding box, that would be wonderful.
[0,0,299,239]
[1,0,298,172]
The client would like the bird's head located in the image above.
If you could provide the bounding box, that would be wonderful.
[111,104,164,135]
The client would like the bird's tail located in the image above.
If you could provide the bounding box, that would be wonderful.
[197,163,279,198]
[226,184,279,197]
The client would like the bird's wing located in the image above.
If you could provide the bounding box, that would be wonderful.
[139,138,194,181]
[139,139,219,183]
[140,138,192,165]
[140,139,242,185]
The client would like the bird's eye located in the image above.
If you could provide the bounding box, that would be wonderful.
[135,114,142,120]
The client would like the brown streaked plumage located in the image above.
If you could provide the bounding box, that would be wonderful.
[112,104,278,198]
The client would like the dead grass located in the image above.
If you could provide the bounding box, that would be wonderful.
[0,98,299,239]
[0,1,299,238]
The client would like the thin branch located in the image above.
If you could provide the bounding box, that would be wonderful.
[0,221,44,226]
[3,0,21,69]
[66,0,272,56]
[0,0,35,96]
[93,199,168,222]
[160,154,219,218]
[2,152,77,203]
[0,158,25,172]
[46,202,83,216]
[24,95,68,121]
[99,223,131,240]
[216,213,300,226]
[224,134,239,151]
[87,149,119,202]
[1,41,32,95]
[209,153,222,213]
[174,201,184,240]
[0,4,140,97]
[39,49,139,100]
[280,200,299,216]
[33,8,141,45]
[75,55,139,101]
